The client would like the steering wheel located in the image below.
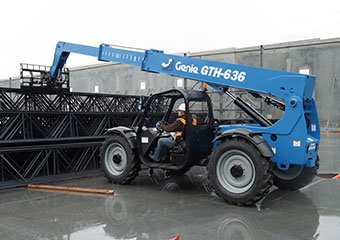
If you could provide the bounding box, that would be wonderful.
[156,120,165,132]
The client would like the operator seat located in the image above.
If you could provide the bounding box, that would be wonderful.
[170,116,197,153]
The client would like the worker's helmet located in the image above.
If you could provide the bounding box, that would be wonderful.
[177,103,186,112]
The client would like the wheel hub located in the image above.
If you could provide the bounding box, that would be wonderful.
[105,142,127,176]
[112,154,122,164]
[216,149,256,194]
[230,164,244,178]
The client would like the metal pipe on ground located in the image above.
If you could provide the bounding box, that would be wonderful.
[26,184,114,195]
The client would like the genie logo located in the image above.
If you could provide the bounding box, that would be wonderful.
[175,61,199,74]
[161,59,173,69]
[161,59,246,82]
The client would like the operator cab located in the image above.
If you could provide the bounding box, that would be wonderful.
[136,89,215,170]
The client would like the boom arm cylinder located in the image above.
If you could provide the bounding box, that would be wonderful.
[225,90,272,127]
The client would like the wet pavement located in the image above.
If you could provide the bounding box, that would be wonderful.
[0,167,340,240]
[0,133,339,240]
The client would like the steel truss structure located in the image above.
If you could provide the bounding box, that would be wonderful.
[0,87,142,188]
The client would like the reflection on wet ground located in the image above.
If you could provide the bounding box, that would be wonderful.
[1,166,340,240]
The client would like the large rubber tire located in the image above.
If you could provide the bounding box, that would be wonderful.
[273,156,319,190]
[208,138,272,206]
[100,135,140,184]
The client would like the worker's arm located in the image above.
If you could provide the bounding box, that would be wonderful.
[161,120,183,132]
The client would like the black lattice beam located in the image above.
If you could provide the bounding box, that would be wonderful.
[0,87,142,188]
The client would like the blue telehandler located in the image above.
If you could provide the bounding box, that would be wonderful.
[38,41,319,205]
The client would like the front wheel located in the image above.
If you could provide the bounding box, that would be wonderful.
[100,135,140,184]
[273,156,319,190]
[208,138,272,206]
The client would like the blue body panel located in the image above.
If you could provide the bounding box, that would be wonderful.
[49,42,320,170]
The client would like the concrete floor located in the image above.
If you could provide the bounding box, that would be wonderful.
[0,167,340,240]
[0,133,339,240]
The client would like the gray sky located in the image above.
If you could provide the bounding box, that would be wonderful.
[1,0,340,79]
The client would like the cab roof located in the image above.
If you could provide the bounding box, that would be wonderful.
[151,89,209,101]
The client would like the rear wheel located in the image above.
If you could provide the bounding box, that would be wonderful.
[100,135,140,184]
[273,156,319,190]
[208,138,272,206]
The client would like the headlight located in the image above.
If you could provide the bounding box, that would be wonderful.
[308,143,316,151]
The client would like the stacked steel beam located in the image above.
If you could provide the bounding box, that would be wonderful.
[0,87,142,188]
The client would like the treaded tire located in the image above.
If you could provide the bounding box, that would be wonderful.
[273,156,319,190]
[208,138,272,206]
[100,135,140,184]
